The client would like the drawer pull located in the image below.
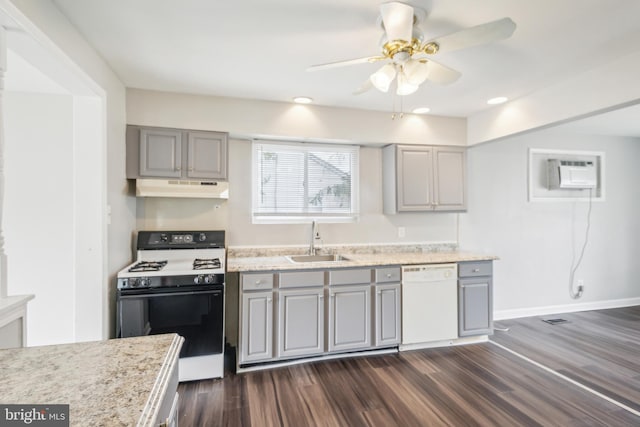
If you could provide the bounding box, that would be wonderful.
[472,268,480,272]
[386,273,392,278]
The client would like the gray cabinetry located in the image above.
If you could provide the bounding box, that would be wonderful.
[139,128,182,178]
[374,267,401,347]
[278,288,324,358]
[327,268,372,353]
[127,125,228,180]
[239,273,274,363]
[458,261,493,336]
[383,144,466,213]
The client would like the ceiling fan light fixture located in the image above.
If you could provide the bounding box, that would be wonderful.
[396,71,419,96]
[370,63,397,92]
[403,59,430,85]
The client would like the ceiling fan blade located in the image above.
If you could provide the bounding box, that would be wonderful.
[380,2,414,42]
[422,60,461,85]
[425,17,516,54]
[307,55,385,72]
[353,79,374,95]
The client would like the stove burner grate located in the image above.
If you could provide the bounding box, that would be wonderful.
[193,258,221,270]
[129,260,168,272]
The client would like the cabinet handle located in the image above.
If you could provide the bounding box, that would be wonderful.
[386,273,392,278]
[472,268,480,272]
[188,167,194,171]
[175,167,181,171]
[267,298,272,303]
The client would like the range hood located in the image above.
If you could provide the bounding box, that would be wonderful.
[135,179,229,199]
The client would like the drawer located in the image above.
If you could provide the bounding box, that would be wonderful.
[279,270,325,288]
[375,267,401,283]
[241,273,274,291]
[458,261,492,278]
[328,268,371,286]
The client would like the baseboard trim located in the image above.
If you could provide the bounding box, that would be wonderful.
[494,297,640,320]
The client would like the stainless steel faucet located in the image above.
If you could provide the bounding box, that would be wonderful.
[309,220,318,255]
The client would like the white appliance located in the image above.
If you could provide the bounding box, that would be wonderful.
[136,178,229,199]
[117,230,226,382]
[547,159,597,189]
[401,264,458,348]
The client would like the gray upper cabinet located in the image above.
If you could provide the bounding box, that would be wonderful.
[187,131,227,179]
[127,125,228,180]
[383,144,466,213]
[139,129,182,178]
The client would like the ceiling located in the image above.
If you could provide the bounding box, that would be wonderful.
[46,0,640,122]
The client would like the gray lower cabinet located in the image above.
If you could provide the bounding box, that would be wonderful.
[238,266,401,368]
[278,288,324,358]
[239,273,275,364]
[374,283,401,346]
[240,291,273,363]
[328,285,371,352]
[458,261,493,336]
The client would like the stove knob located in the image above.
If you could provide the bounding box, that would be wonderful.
[194,275,203,284]
[129,278,139,288]
[139,278,149,287]
[204,275,213,284]
[198,233,207,242]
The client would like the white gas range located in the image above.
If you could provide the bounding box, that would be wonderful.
[117,230,226,382]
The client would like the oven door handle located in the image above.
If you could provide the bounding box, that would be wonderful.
[119,289,223,299]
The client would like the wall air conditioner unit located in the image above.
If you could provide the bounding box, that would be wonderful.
[547,159,597,189]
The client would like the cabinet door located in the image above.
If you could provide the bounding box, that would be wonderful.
[328,285,371,352]
[458,277,493,336]
[375,283,401,346]
[278,289,324,358]
[139,129,182,177]
[240,292,273,363]
[397,146,434,211]
[187,131,228,180]
[433,147,466,211]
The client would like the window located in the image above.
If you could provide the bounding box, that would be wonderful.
[252,140,359,223]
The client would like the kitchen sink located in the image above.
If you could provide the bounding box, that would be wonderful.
[286,254,351,263]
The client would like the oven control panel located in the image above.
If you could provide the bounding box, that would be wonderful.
[137,230,225,249]
[117,274,225,290]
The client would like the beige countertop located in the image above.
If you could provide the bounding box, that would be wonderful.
[227,244,497,272]
[0,333,183,427]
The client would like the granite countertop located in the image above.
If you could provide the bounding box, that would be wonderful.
[227,243,498,272]
[0,333,183,427]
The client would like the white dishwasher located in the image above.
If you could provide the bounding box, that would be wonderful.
[401,264,458,347]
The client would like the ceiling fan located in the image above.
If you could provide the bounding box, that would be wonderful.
[307,1,516,96]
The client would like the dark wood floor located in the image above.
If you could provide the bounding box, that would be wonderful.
[178,306,640,426]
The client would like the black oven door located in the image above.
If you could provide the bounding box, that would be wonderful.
[117,285,224,358]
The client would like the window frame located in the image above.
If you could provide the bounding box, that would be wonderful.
[251,140,360,224]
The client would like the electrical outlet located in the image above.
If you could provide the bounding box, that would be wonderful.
[398,227,406,238]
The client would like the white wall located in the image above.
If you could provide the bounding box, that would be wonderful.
[459,129,640,317]
[7,0,131,339]
[127,89,464,246]
[4,92,75,345]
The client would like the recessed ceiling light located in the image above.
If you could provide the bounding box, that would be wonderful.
[487,96,508,105]
[412,107,431,114]
[293,96,313,104]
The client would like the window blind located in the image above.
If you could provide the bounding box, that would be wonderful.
[252,140,359,222]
